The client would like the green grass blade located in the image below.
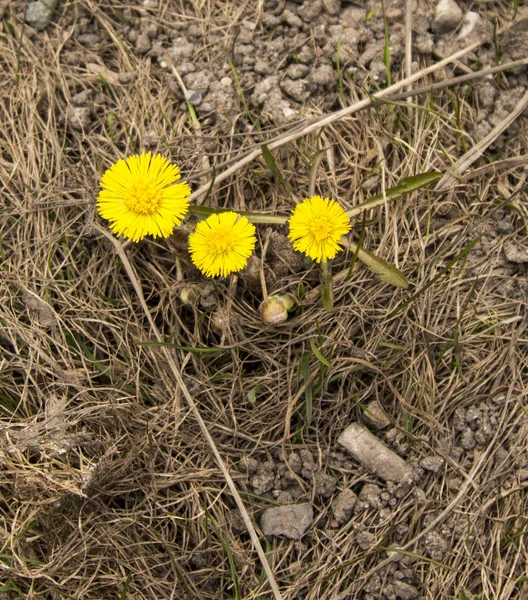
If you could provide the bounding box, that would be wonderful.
[347,172,442,218]
[349,242,408,288]
[309,338,332,368]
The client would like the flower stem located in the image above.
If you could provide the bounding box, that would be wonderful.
[189,205,288,225]
[320,260,334,311]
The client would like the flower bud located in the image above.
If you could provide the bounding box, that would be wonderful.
[259,294,296,325]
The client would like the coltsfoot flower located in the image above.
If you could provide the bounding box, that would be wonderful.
[288,195,351,262]
[189,211,257,277]
[97,152,191,242]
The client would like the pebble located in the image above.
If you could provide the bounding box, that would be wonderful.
[261,503,313,539]
[420,456,444,473]
[184,89,202,105]
[280,78,310,103]
[362,400,392,429]
[282,10,303,29]
[338,423,414,484]
[432,0,464,34]
[504,242,528,264]
[393,581,420,600]
[332,489,357,524]
[25,0,57,31]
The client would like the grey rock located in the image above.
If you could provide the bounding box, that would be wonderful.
[338,423,414,484]
[496,219,513,234]
[298,0,322,23]
[393,581,420,600]
[314,471,336,497]
[362,400,392,429]
[282,10,303,29]
[504,242,528,263]
[286,63,310,80]
[420,456,444,473]
[432,0,464,34]
[280,78,310,102]
[261,503,313,539]
[322,0,341,16]
[359,483,382,509]
[254,59,271,75]
[167,38,195,62]
[250,461,275,495]
[183,71,211,95]
[356,530,375,550]
[460,427,475,450]
[78,34,102,48]
[25,0,57,31]
[312,64,335,87]
[184,89,202,105]
[135,33,151,55]
[424,532,448,561]
[332,489,357,524]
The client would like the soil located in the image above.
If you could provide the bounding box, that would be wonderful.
[1,0,527,599]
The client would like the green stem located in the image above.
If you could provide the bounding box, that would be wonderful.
[320,260,334,312]
[189,205,288,225]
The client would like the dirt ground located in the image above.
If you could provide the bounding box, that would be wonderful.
[1,0,527,599]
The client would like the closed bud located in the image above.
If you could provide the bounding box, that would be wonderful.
[259,293,296,325]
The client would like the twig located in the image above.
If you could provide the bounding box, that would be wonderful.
[95,224,284,600]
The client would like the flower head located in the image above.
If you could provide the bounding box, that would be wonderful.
[97,152,191,242]
[288,195,351,262]
[189,212,256,277]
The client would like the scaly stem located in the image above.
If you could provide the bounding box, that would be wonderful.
[189,205,288,225]
[320,260,334,311]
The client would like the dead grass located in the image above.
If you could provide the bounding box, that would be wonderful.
[1,1,527,599]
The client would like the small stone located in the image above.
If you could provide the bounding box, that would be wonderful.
[298,0,322,23]
[280,78,310,102]
[312,64,335,87]
[78,34,102,48]
[135,33,151,55]
[261,503,313,539]
[356,530,375,550]
[504,242,528,263]
[184,89,202,105]
[496,219,513,234]
[254,59,270,75]
[420,456,444,473]
[332,489,357,524]
[286,63,310,80]
[282,10,303,29]
[362,400,392,429]
[460,428,475,450]
[250,461,275,495]
[424,532,448,561]
[184,71,211,95]
[322,0,340,16]
[220,77,232,87]
[393,581,420,600]
[25,0,57,31]
[338,423,414,484]
[314,471,336,497]
[359,483,382,509]
[458,12,480,39]
[239,456,259,476]
[167,38,195,62]
[432,0,464,34]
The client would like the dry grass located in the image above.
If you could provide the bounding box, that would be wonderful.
[1,1,527,599]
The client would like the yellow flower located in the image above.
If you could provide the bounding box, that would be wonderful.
[189,212,257,277]
[97,152,191,242]
[288,195,351,262]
